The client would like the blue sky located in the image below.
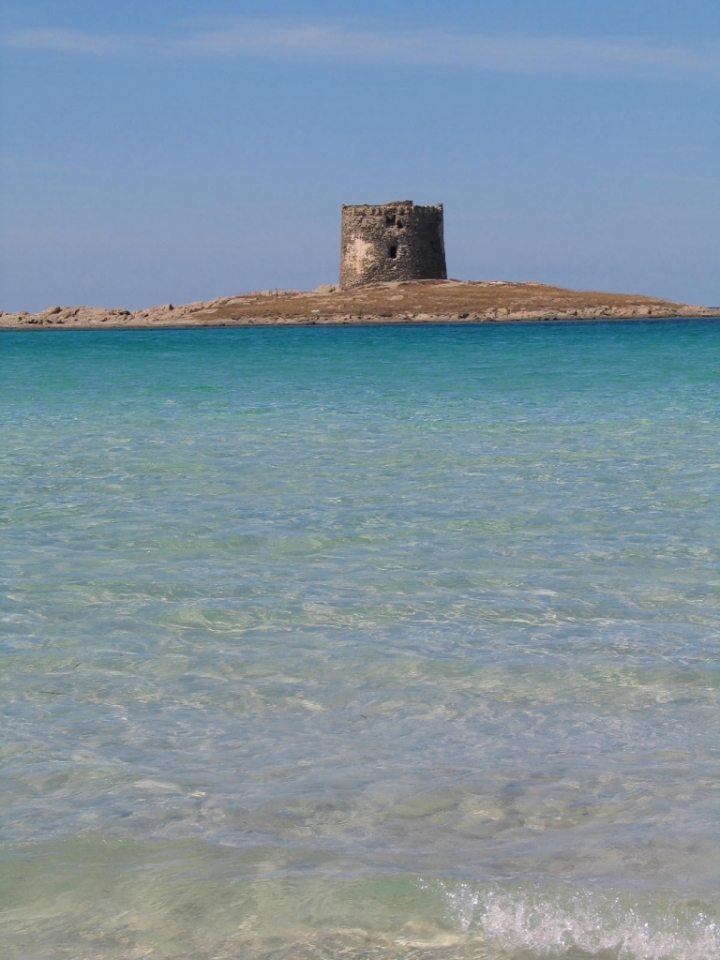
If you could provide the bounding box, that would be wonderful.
[1,0,719,311]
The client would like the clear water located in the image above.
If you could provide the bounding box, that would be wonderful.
[1,322,720,960]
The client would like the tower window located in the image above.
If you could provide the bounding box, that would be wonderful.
[388,245,398,259]
[385,215,396,227]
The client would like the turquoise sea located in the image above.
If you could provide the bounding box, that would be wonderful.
[2,321,720,960]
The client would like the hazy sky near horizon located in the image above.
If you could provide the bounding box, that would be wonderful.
[1,0,719,312]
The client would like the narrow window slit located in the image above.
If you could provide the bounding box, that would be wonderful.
[388,245,398,259]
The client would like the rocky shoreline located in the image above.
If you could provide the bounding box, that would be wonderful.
[2,280,718,329]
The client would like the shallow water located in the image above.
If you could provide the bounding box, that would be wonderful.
[1,321,720,959]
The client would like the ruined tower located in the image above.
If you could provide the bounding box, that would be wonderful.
[339,200,446,289]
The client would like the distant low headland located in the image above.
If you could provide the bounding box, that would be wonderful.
[2,280,718,330]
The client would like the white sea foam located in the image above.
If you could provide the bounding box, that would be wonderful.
[436,881,720,959]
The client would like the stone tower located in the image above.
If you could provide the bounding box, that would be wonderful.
[339,200,446,289]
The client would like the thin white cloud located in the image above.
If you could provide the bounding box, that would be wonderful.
[2,19,718,79]
[2,27,137,57]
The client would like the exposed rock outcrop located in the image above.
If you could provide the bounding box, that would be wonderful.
[2,280,718,330]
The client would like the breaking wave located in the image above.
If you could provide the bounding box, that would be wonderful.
[433,881,720,959]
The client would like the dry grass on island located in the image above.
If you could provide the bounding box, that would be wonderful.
[2,279,718,329]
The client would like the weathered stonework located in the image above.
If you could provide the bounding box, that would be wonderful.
[339,200,447,289]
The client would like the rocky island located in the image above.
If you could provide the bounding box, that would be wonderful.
[2,279,718,330]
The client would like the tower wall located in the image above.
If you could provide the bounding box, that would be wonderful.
[339,201,446,289]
